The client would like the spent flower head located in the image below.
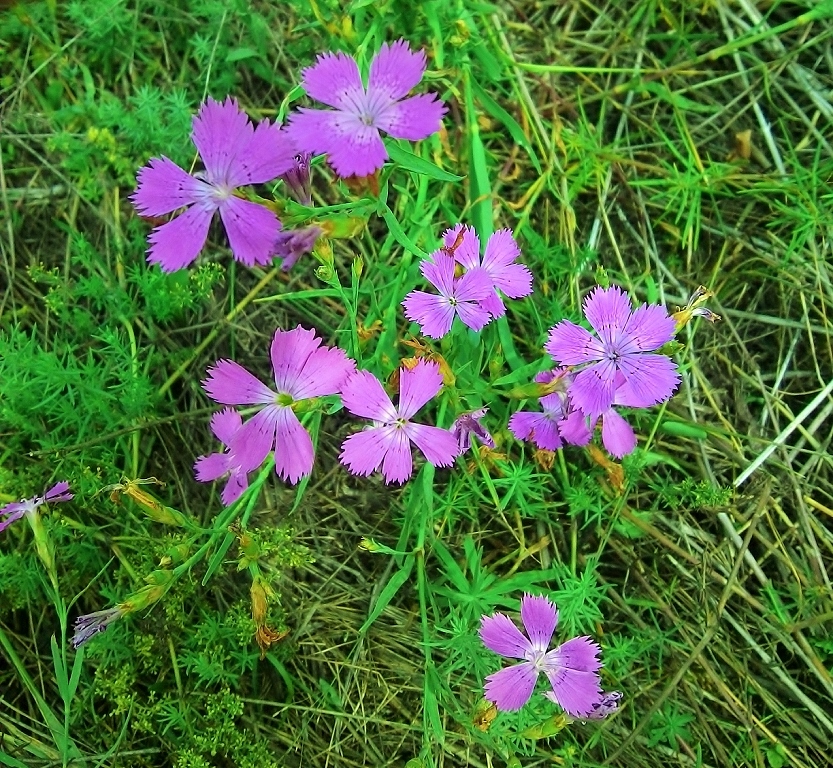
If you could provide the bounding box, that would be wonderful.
[0,481,73,534]
[480,593,604,716]
[71,605,128,649]
[339,359,458,483]
[202,326,354,485]
[451,408,495,453]
[131,97,296,271]
[287,39,446,177]
[545,285,679,418]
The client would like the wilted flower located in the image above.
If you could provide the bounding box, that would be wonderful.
[279,151,313,206]
[71,605,128,649]
[273,225,322,271]
[450,408,495,453]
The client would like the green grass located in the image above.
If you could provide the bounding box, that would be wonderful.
[1,0,832,766]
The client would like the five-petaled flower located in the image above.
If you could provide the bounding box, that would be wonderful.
[0,481,73,534]
[442,225,533,318]
[480,593,604,716]
[340,359,459,483]
[545,285,679,418]
[402,252,493,338]
[201,326,355,485]
[131,97,297,271]
[287,39,446,177]
[194,408,251,505]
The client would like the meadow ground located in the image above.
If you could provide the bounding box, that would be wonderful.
[1,1,832,767]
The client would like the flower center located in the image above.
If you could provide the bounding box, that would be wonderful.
[276,392,294,407]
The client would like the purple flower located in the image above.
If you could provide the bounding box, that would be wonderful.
[480,593,603,716]
[201,326,355,484]
[0,481,73,534]
[451,408,495,453]
[508,370,591,450]
[402,252,493,338]
[71,606,126,649]
[280,152,313,206]
[339,360,459,484]
[443,225,533,317]
[572,690,623,720]
[273,226,322,271]
[545,285,679,418]
[287,39,446,177]
[131,97,296,272]
[194,408,251,505]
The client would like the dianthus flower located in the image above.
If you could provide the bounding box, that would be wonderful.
[287,39,446,177]
[273,226,322,271]
[339,360,458,483]
[201,326,354,484]
[402,252,493,338]
[0,481,73,533]
[545,286,679,418]
[194,408,251,505]
[508,370,591,450]
[131,97,296,271]
[443,225,533,317]
[450,408,495,453]
[480,593,604,716]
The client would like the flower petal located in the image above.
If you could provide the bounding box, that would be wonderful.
[492,262,533,299]
[404,423,458,467]
[287,108,387,177]
[210,407,243,445]
[622,302,676,352]
[44,481,73,503]
[543,637,604,718]
[397,360,442,420]
[221,469,249,506]
[402,290,455,339]
[520,594,558,652]
[145,204,215,272]
[273,408,315,484]
[600,408,637,458]
[545,319,604,366]
[218,197,281,267]
[339,428,389,477]
[368,39,426,101]
[301,51,364,110]
[569,361,618,418]
[616,352,680,407]
[455,297,492,332]
[229,406,279,472]
[270,326,355,399]
[480,610,533,658]
[194,452,230,482]
[131,157,207,216]
[202,359,274,406]
[583,285,632,347]
[484,663,539,711]
[228,120,297,187]
[482,229,520,269]
[420,252,456,296]
[0,506,27,533]
[376,93,446,141]
[445,224,481,270]
[341,370,397,421]
[380,428,414,484]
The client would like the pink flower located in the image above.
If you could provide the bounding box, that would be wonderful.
[194,408,251,505]
[480,594,604,716]
[443,225,533,317]
[402,252,493,338]
[508,370,591,450]
[131,97,296,271]
[339,360,458,484]
[0,481,73,534]
[201,326,354,484]
[545,286,679,418]
[287,40,446,177]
